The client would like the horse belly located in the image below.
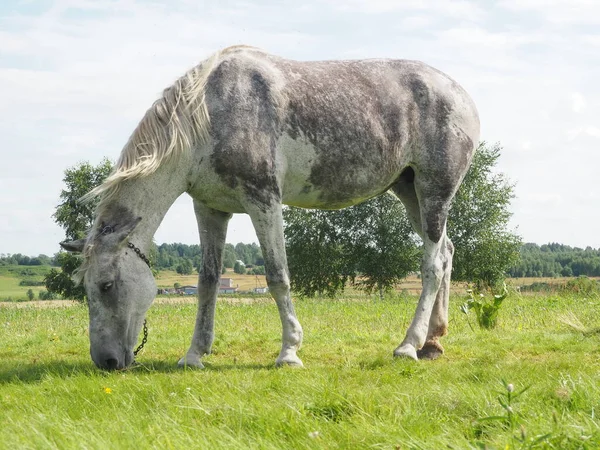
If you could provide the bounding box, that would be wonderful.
[279,134,401,210]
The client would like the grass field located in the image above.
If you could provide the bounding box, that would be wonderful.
[0,265,52,301]
[1,263,592,301]
[2,292,600,448]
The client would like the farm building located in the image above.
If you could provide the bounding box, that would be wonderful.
[220,278,234,288]
[181,285,197,295]
[219,277,238,294]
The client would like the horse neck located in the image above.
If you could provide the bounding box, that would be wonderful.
[96,161,189,253]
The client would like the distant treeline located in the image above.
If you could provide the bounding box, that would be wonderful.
[5,242,600,279]
[154,242,264,274]
[1,242,264,275]
[0,253,56,266]
[508,243,600,278]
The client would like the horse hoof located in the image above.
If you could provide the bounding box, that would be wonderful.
[177,355,205,369]
[417,341,444,360]
[275,354,304,368]
[393,344,418,361]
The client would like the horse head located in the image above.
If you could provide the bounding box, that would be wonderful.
[61,210,155,370]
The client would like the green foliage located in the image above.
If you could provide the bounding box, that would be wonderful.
[26,289,34,301]
[38,289,57,300]
[53,158,113,241]
[448,142,521,288]
[339,195,421,298]
[46,159,113,301]
[283,208,352,298]
[45,252,86,301]
[18,280,45,286]
[461,285,508,329]
[0,253,55,266]
[233,261,245,275]
[475,380,531,430]
[223,244,236,269]
[510,242,600,278]
[175,259,193,275]
[249,265,266,275]
[563,276,600,296]
[283,195,419,298]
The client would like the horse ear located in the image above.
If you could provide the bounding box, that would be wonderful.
[60,239,86,253]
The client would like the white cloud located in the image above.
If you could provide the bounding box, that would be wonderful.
[499,0,600,25]
[329,0,485,20]
[571,92,586,113]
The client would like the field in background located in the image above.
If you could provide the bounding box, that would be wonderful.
[0,265,52,301]
[1,293,600,448]
[1,263,599,301]
[156,268,268,292]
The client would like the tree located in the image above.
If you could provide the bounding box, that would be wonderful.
[45,159,113,301]
[233,260,246,274]
[447,142,521,288]
[251,265,266,275]
[176,258,194,275]
[283,208,353,298]
[283,194,419,298]
[26,289,34,301]
[340,194,420,298]
[222,244,236,269]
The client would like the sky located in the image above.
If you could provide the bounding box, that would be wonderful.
[1,0,599,256]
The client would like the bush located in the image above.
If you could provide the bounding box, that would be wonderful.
[519,282,557,293]
[19,280,45,286]
[461,285,508,329]
[562,276,600,296]
[38,290,57,300]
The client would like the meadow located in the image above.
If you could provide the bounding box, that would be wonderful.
[0,265,52,301]
[1,291,600,449]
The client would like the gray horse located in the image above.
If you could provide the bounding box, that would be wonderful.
[61,46,479,370]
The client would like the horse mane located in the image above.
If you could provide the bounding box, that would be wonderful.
[75,47,267,284]
[81,48,231,206]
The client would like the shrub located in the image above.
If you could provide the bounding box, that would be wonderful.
[461,284,508,329]
[19,280,45,286]
[562,276,600,296]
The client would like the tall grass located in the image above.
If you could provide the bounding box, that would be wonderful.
[1,293,600,448]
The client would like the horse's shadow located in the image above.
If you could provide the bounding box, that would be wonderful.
[0,359,276,384]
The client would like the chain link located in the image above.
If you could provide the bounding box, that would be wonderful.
[127,242,151,267]
[127,241,151,358]
[133,319,148,356]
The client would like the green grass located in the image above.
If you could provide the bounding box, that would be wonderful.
[0,265,53,301]
[1,293,600,449]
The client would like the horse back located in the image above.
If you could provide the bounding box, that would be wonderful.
[202,48,479,210]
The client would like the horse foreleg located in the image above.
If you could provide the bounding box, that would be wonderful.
[248,203,304,367]
[178,202,231,369]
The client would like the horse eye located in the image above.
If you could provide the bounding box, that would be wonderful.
[100,281,113,292]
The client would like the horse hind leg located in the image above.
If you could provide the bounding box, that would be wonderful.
[392,173,453,361]
[417,238,453,360]
[178,202,232,369]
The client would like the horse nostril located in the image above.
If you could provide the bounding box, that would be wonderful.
[105,358,119,370]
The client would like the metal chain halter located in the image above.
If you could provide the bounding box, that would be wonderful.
[127,241,151,357]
